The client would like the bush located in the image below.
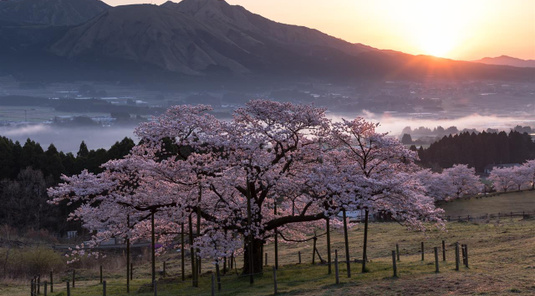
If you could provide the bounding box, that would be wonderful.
[0,246,65,278]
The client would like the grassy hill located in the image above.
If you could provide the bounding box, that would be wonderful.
[1,191,534,295]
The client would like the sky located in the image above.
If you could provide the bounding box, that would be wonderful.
[102,0,535,61]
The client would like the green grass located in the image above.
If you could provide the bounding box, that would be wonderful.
[439,190,535,217]
[2,191,535,295]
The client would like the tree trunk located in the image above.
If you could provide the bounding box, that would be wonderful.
[242,238,264,275]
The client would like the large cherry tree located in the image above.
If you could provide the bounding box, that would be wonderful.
[49,100,443,276]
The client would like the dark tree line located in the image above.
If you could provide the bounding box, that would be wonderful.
[0,136,135,234]
[417,131,535,172]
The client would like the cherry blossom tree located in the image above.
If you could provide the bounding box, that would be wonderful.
[49,100,444,278]
[488,166,517,192]
[418,164,482,201]
[330,118,443,274]
[521,159,535,190]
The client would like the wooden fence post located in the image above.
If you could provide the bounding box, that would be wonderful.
[334,250,339,284]
[434,247,439,273]
[72,269,75,288]
[31,278,34,296]
[273,266,278,295]
[50,271,53,293]
[154,280,157,296]
[100,265,103,284]
[37,275,40,294]
[103,280,106,296]
[396,243,400,261]
[455,242,460,271]
[44,281,47,296]
[421,242,424,261]
[392,250,398,278]
[66,281,70,296]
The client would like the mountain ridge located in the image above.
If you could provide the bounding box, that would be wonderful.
[474,55,535,68]
[0,0,533,83]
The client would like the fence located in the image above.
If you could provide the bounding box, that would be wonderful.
[29,239,472,296]
[445,210,534,222]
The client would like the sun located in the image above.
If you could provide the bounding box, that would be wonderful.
[386,1,477,59]
[416,26,458,58]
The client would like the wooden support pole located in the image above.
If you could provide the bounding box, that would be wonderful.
[66,281,70,296]
[442,240,446,261]
[326,218,332,274]
[189,214,197,287]
[72,270,75,288]
[362,209,369,273]
[392,250,398,278]
[126,214,130,293]
[464,244,469,268]
[434,247,439,273]
[396,243,400,261]
[100,265,103,284]
[273,266,278,295]
[181,223,185,281]
[334,250,339,284]
[342,209,351,278]
[44,281,47,296]
[216,262,221,292]
[312,236,317,264]
[455,242,460,271]
[274,203,279,270]
[211,274,215,296]
[49,271,53,293]
[421,242,424,261]
[103,280,106,296]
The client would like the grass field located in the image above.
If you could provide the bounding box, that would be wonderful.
[2,191,534,296]
[439,190,535,217]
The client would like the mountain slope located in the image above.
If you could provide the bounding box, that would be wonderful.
[474,55,535,68]
[0,0,109,26]
[49,0,381,77]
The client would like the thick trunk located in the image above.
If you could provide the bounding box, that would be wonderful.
[242,238,264,275]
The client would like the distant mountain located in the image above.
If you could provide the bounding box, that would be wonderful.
[49,0,377,77]
[474,55,535,68]
[0,0,109,26]
[0,0,534,83]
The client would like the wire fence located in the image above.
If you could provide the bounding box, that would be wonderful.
[444,210,534,222]
[29,238,475,296]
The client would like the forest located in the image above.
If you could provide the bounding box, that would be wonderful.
[417,130,535,172]
[0,136,134,234]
